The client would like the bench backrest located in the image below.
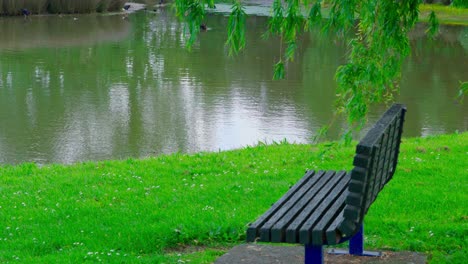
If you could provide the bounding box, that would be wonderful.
[342,104,406,234]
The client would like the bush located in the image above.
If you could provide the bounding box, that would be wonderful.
[1,0,125,15]
[96,0,111,13]
[75,0,100,13]
[108,0,125,12]
[453,0,468,8]
[2,0,21,15]
[47,0,75,13]
[24,0,48,14]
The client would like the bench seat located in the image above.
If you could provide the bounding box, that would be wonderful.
[247,170,350,246]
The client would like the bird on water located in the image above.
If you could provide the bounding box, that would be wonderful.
[21,8,31,17]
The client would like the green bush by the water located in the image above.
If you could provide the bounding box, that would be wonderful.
[0,133,466,263]
[453,0,468,8]
[0,0,125,15]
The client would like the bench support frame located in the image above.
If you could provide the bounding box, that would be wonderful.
[305,225,382,264]
[327,224,382,257]
[304,244,323,264]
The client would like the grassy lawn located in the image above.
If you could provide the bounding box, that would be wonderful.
[0,132,467,263]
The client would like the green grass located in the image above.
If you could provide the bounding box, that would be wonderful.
[0,133,467,263]
[420,4,468,25]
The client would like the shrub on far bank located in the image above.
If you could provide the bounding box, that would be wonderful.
[107,0,125,12]
[0,0,125,15]
[3,0,49,15]
[453,0,468,8]
[96,0,111,13]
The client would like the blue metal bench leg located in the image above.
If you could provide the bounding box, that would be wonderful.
[328,224,382,257]
[349,224,364,254]
[349,224,382,256]
[305,244,323,264]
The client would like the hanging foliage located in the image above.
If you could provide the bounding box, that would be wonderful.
[174,0,444,140]
[226,1,247,56]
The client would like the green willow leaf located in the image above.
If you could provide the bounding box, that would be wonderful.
[269,0,284,35]
[174,0,205,50]
[273,60,285,80]
[285,42,297,61]
[225,1,246,56]
[426,11,439,38]
[458,81,468,102]
[305,1,322,31]
[207,0,216,9]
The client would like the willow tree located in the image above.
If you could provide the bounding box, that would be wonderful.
[175,0,439,142]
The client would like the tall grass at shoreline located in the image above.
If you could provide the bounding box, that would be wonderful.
[0,0,124,15]
[0,133,466,263]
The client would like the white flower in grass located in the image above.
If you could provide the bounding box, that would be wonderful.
[202,205,214,211]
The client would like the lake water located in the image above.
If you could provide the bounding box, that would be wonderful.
[0,9,467,164]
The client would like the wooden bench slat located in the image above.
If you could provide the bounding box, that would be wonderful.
[391,111,405,177]
[343,202,360,218]
[311,191,347,245]
[298,172,349,244]
[246,170,319,242]
[264,170,347,243]
[381,119,396,183]
[387,119,401,180]
[345,192,363,207]
[258,170,327,241]
[269,170,341,242]
[357,105,403,148]
[353,154,371,168]
[348,179,365,193]
[325,210,345,245]
[284,171,347,243]
[367,137,385,210]
[383,118,399,183]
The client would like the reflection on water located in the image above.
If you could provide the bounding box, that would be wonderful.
[0,14,130,50]
[0,10,466,164]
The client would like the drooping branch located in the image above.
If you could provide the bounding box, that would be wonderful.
[175,0,441,142]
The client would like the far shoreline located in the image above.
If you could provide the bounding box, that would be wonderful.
[2,2,466,26]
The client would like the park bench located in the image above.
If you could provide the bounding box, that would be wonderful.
[246,104,407,264]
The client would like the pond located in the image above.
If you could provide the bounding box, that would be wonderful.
[0,8,467,165]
